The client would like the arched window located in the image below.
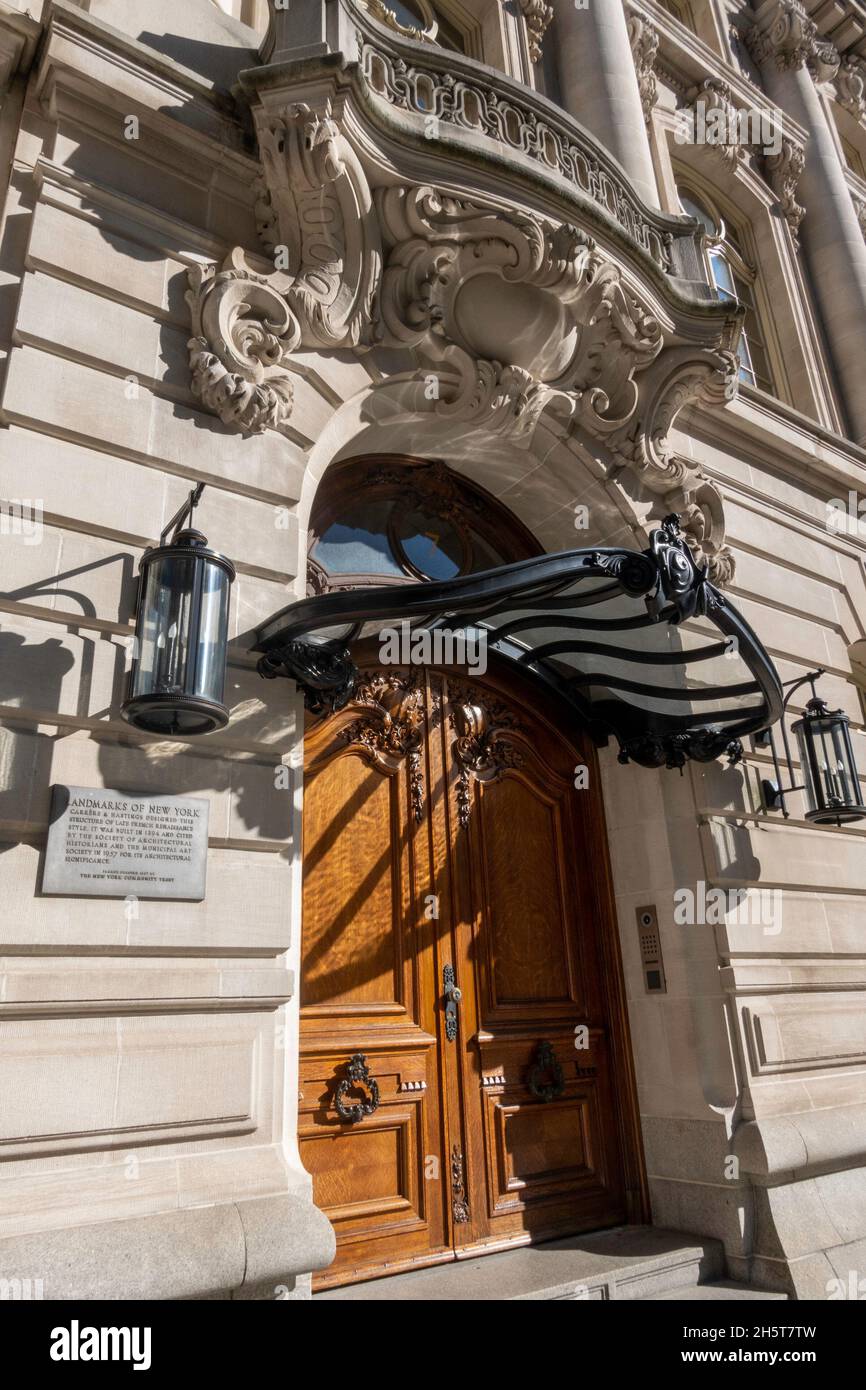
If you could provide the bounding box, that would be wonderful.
[364,0,470,53]
[308,457,540,595]
[678,187,774,395]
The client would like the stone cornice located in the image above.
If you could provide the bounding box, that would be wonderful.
[0,1,41,92]
[35,0,253,167]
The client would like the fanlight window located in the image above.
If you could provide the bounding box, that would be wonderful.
[308,458,540,595]
[679,189,774,395]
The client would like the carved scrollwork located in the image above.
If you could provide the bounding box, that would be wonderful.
[765,137,806,245]
[683,79,744,166]
[254,100,382,351]
[448,689,524,828]
[610,345,739,493]
[618,730,744,771]
[451,1143,470,1224]
[258,639,358,715]
[376,185,663,446]
[188,99,381,435]
[187,254,299,434]
[342,672,426,822]
[627,14,660,125]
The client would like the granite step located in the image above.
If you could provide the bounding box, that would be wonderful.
[315,1225,732,1301]
[648,1279,788,1301]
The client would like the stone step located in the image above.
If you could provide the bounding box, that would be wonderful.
[648,1280,788,1301]
[315,1225,729,1301]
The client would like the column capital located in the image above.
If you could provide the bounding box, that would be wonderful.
[747,0,839,84]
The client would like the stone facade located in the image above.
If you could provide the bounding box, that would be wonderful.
[0,0,865,1300]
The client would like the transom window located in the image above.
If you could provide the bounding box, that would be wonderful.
[308,457,540,595]
[679,188,774,395]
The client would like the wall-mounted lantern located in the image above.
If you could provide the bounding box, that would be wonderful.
[121,484,235,736]
[758,669,866,826]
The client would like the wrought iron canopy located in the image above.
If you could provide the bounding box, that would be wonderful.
[254,516,783,769]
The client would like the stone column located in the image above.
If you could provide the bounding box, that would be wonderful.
[553,0,659,208]
[749,0,866,446]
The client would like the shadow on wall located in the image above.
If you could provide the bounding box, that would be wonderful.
[0,549,294,848]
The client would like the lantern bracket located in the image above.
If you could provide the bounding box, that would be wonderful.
[160,482,205,547]
[758,669,866,826]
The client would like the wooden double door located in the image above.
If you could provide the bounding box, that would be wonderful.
[299,664,645,1290]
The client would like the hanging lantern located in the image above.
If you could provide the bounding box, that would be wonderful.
[792,697,866,825]
[122,485,235,736]
[759,670,866,827]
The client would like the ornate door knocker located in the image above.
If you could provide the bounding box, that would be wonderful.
[527,1040,565,1103]
[334,1053,381,1124]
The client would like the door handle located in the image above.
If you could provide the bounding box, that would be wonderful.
[443,964,462,1042]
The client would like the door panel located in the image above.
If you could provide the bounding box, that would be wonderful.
[300,682,449,1289]
[301,666,644,1288]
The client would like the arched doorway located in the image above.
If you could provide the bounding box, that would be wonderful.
[298,458,647,1290]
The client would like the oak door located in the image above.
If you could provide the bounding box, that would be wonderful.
[299,666,644,1290]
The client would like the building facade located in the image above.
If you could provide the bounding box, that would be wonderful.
[1,0,866,1301]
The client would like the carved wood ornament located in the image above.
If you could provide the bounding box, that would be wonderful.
[448,686,525,828]
[341,672,426,822]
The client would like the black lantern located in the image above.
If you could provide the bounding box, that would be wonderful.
[122,484,235,736]
[759,670,866,826]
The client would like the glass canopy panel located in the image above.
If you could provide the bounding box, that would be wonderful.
[255,520,783,769]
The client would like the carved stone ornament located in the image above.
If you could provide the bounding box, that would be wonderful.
[607,344,739,494]
[342,672,426,822]
[448,689,524,828]
[376,184,664,444]
[746,0,839,83]
[627,14,660,125]
[187,99,381,432]
[765,136,806,244]
[189,90,740,584]
[856,199,866,243]
[518,0,554,67]
[837,55,866,123]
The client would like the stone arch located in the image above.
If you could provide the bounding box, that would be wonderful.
[296,375,656,569]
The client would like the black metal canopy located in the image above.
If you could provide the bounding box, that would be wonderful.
[254,516,783,769]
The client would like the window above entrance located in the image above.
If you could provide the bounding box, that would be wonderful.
[308,457,541,594]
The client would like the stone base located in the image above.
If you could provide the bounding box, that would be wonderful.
[0,1194,335,1301]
